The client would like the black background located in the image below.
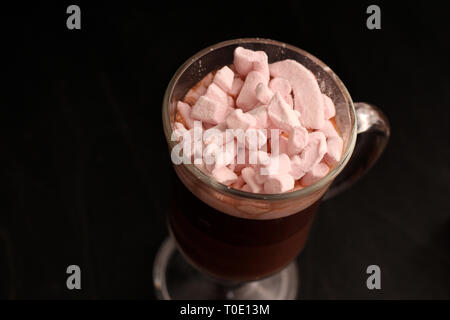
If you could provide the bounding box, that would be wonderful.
[1,1,449,299]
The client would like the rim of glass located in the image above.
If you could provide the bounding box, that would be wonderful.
[162,38,357,200]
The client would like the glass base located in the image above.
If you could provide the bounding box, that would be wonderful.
[153,237,298,300]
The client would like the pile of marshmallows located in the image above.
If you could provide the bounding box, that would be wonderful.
[172,47,343,194]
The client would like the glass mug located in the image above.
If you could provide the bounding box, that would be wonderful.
[154,38,390,300]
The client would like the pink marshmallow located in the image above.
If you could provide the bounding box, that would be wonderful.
[203,122,227,143]
[213,66,234,93]
[177,101,195,129]
[225,106,234,119]
[289,155,306,180]
[191,95,228,125]
[229,77,244,98]
[234,47,255,77]
[259,153,291,176]
[234,147,267,172]
[236,71,268,111]
[172,122,188,141]
[298,131,327,172]
[324,136,343,166]
[203,129,224,147]
[256,150,270,166]
[226,108,257,130]
[213,148,236,170]
[269,77,292,97]
[211,166,238,186]
[244,129,268,153]
[241,184,252,192]
[301,162,330,186]
[233,47,270,79]
[263,174,295,193]
[247,105,269,129]
[269,59,325,129]
[204,138,236,170]
[255,82,274,104]
[320,120,339,138]
[283,94,294,108]
[253,172,266,185]
[184,127,203,163]
[173,121,186,130]
[288,126,309,155]
[241,150,270,169]
[252,151,273,184]
[252,51,270,80]
[206,83,228,106]
[234,145,247,170]
[241,167,263,193]
[323,94,336,119]
[203,142,220,166]
[267,92,301,131]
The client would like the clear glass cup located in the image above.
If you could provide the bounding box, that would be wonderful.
[154,38,390,300]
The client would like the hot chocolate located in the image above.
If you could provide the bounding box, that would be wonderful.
[167,46,342,281]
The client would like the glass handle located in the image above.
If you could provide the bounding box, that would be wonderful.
[324,102,391,200]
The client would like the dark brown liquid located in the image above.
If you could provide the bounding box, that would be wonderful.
[168,169,320,282]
